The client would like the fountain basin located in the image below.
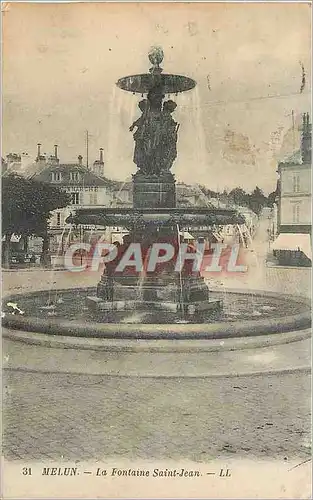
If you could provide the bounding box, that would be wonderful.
[2,288,310,340]
[66,207,245,227]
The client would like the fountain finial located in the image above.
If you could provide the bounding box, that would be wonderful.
[148,46,164,74]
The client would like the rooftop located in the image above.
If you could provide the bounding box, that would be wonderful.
[279,149,303,165]
[31,163,116,187]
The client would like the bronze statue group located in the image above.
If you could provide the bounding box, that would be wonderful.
[129,95,179,176]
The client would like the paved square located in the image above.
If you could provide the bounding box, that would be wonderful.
[3,369,311,461]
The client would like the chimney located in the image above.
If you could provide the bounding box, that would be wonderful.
[99,148,104,164]
[54,144,58,159]
[301,112,312,164]
[37,143,41,159]
[21,152,30,170]
[78,155,83,166]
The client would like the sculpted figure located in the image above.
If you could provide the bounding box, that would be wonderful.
[160,100,179,172]
[129,100,148,172]
[129,95,179,175]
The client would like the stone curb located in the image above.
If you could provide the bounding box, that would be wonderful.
[2,288,311,340]
[266,263,311,270]
[3,327,311,352]
[3,365,311,379]
[2,267,65,273]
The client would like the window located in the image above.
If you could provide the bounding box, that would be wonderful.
[89,193,98,205]
[293,174,300,193]
[56,212,61,226]
[292,203,300,223]
[70,172,80,182]
[52,172,62,182]
[71,192,79,205]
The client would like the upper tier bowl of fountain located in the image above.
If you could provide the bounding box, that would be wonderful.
[116,45,196,94]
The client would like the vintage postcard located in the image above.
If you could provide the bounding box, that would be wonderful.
[1,1,312,499]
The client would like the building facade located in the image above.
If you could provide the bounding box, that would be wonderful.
[272,113,312,265]
[277,155,311,234]
[31,148,115,253]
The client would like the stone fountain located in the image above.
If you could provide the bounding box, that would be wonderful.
[68,47,244,320]
[3,47,310,341]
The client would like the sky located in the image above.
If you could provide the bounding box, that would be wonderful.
[2,2,311,194]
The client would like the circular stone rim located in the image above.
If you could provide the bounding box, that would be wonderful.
[2,288,311,340]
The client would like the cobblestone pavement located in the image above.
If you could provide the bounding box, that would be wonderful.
[3,369,311,461]
[3,259,311,300]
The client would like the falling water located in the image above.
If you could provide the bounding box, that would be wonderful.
[136,246,151,302]
[176,224,187,322]
[192,86,208,174]
[237,224,247,248]
[63,224,73,252]
[106,87,137,178]
[240,223,260,269]
[167,90,207,181]
[52,224,73,305]
[194,183,214,208]
[245,225,258,257]
[106,85,119,171]
[129,95,137,129]
[106,86,208,184]
[220,281,231,317]
[237,222,262,314]
[111,175,132,207]
[122,244,150,324]
[47,223,73,307]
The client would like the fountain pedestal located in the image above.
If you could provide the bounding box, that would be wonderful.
[133,171,176,209]
[90,271,221,318]
[92,236,222,319]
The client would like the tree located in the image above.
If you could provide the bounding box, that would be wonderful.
[198,184,218,199]
[247,186,267,215]
[196,182,276,214]
[229,187,248,207]
[1,157,8,175]
[267,181,280,207]
[2,174,70,268]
